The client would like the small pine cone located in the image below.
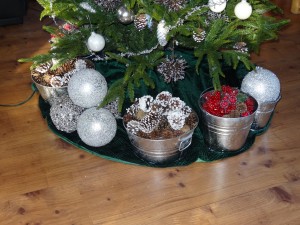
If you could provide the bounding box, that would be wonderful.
[138,95,154,112]
[193,28,206,43]
[236,102,247,114]
[155,91,173,108]
[139,112,161,133]
[126,100,139,117]
[126,120,140,135]
[167,111,186,130]
[134,14,147,31]
[157,57,188,83]
[181,105,192,118]
[168,97,186,111]
[155,0,187,11]
[233,42,248,53]
[94,0,121,12]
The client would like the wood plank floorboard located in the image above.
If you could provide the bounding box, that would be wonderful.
[0,1,299,224]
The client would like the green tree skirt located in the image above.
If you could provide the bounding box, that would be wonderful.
[37,55,271,167]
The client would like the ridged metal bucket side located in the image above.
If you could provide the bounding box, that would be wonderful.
[124,113,199,164]
[198,89,258,152]
[252,95,281,129]
[32,78,68,105]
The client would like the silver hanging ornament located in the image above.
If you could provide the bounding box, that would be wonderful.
[50,94,85,133]
[234,0,252,20]
[67,68,107,108]
[77,107,117,147]
[117,5,134,24]
[157,20,170,47]
[209,0,227,13]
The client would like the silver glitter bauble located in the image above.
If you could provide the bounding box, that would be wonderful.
[241,66,280,103]
[117,6,134,24]
[68,68,107,108]
[50,95,85,133]
[77,107,117,147]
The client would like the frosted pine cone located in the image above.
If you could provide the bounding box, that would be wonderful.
[155,0,187,11]
[139,112,161,133]
[134,14,147,31]
[157,57,188,83]
[233,42,248,53]
[94,0,121,11]
[193,28,206,43]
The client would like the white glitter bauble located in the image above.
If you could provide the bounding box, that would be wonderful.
[234,0,252,20]
[68,68,107,108]
[50,95,85,133]
[77,107,117,147]
[117,5,134,24]
[241,67,280,103]
[209,0,227,13]
[157,20,170,47]
[87,32,105,52]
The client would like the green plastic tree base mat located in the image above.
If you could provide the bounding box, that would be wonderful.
[37,54,271,168]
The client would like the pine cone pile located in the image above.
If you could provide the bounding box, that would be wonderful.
[123,91,198,139]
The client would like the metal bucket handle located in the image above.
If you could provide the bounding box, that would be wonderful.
[178,132,193,152]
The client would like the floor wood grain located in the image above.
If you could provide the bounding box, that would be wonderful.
[0,1,299,224]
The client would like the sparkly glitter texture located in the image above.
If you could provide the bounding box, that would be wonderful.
[241,67,281,103]
[68,68,107,108]
[50,95,85,133]
[94,0,121,12]
[77,107,117,147]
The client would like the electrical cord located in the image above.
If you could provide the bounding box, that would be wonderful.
[0,90,36,107]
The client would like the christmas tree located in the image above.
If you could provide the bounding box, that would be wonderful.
[19,0,288,111]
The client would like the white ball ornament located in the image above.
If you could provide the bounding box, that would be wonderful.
[234,0,253,20]
[241,67,281,103]
[77,107,117,147]
[209,0,227,13]
[87,32,105,52]
[68,68,108,108]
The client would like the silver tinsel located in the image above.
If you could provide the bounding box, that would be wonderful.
[77,107,117,147]
[157,57,188,83]
[241,66,281,103]
[94,0,121,12]
[50,95,85,133]
[68,68,107,108]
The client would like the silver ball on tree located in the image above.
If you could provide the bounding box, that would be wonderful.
[67,68,107,108]
[77,107,117,147]
[117,5,134,24]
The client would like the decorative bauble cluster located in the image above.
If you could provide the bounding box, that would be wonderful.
[123,91,197,139]
[157,57,188,83]
[50,95,85,133]
[155,0,187,12]
[241,67,281,103]
[94,0,121,12]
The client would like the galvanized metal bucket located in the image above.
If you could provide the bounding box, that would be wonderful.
[32,78,68,105]
[124,114,199,164]
[198,89,258,152]
[252,95,281,130]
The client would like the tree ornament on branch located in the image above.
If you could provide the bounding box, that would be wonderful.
[193,28,206,43]
[87,32,105,52]
[94,0,121,12]
[157,20,170,47]
[233,41,248,53]
[209,0,227,13]
[134,14,148,31]
[234,0,252,20]
[157,57,188,83]
[117,5,134,24]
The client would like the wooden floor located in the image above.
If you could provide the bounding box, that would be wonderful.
[0,1,299,224]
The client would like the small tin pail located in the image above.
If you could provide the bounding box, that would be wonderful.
[198,89,258,152]
[124,113,198,164]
